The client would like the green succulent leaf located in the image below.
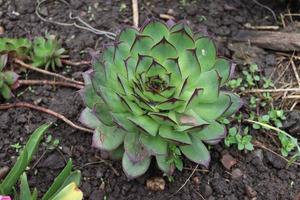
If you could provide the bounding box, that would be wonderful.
[122,153,151,179]
[124,132,149,162]
[19,173,32,200]
[192,122,226,144]
[156,155,175,175]
[159,125,192,144]
[140,134,167,155]
[79,108,101,129]
[180,136,210,167]
[92,126,125,151]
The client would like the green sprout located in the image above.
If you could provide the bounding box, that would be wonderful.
[225,127,254,151]
[0,54,19,100]
[79,19,242,178]
[10,143,22,153]
[31,35,65,71]
[247,119,300,163]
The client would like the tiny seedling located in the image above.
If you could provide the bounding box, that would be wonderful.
[10,143,22,153]
[253,109,286,129]
[43,135,60,150]
[225,127,254,151]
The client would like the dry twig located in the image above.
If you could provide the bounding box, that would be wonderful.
[132,0,139,28]
[243,88,300,93]
[0,102,93,133]
[253,140,300,166]
[19,80,83,89]
[61,59,91,66]
[173,164,199,195]
[14,58,84,85]
[290,59,300,87]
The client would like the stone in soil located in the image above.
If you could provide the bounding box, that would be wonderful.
[221,153,237,170]
[146,177,165,191]
[245,185,257,198]
[38,153,65,169]
[231,168,243,179]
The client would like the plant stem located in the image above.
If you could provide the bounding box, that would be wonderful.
[61,59,91,66]
[18,80,83,89]
[0,102,93,133]
[14,58,84,85]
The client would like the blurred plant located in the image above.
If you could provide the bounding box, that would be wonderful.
[80,19,242,178]
[31,35,65,71]
[0,123,83,200]
[225,127,254,151]
[252,109,286,129]
[248,120,300,163]
[0,54,19,99]
[0,38,31,57]
[0,123,51,194]
[10,143,22,153]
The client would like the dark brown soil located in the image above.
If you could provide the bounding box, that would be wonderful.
[0,0,299,199]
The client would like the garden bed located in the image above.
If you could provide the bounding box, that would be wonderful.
[0,0,299,199]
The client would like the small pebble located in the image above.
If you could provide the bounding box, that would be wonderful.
[245,185,257,198]
[146,177,165,191]
[221,153,237,170]
[231,168,243,179]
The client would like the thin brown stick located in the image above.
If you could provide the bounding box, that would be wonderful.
[19,80,83,89]
[14,58,84,85]
[253,140,300,166]
[290,58,300,87]
[283,95,300,99]
[132,0,139,28]
[61,59,91,66]
[0,102,93,133]
[243,88,300,93]
[174,164,199,195]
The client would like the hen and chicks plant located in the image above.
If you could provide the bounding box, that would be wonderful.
[79,19,242,178]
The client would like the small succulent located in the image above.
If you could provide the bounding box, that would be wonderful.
[31,35,65,71]
[80,19,242,178]
[0,54,19,99]
[0,38,32,57]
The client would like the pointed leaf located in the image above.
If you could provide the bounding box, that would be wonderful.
[141,20,169,43]
[124,132,149,163]
[180,136,210,167]
[128,115,159,136]
[159,125,192,144]
[156,155,175,175]
[222,93,243,117]
[79,108,101,129]
[150,37,177,63]
[193,92,231,121]
[122,154,151,179]
[195,37,216,72]
[92,126,125,151]
[192,122,226,144]
[140,134,167,155]
[42,159,73,200]
[19,173,32,200]
[214,58,231,85]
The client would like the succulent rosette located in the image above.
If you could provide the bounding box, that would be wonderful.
[80,19,242,178]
